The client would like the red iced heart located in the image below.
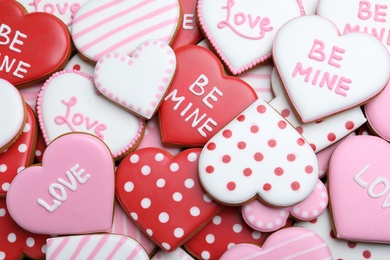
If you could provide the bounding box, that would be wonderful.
[0,0,71,87]
[115,148,223,252]
[0,104,37,196]
[0,198,49,259]
[158,45,257,147]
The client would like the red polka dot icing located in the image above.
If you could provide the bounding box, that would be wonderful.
[115,148,223,252]
[199,99,318,207]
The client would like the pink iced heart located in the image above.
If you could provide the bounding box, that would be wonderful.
[6,133,115,235]
[329,135,390,243]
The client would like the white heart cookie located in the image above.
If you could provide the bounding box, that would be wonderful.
[199,99,318,207]
[37,70,145,159]
[71,0,180,61]
[0,79,25,151]
[94,40,176,119]
[273,15,390,122]
[197,0,304,75]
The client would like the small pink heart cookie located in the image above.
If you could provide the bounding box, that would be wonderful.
[273,15,390,122]
[220,227,332,259]
[94,40,176,119]
[6,133,115,235]
[242,179,328,232]
[46,234,149,259]
[329,135,390,243]
[199,99,318,207]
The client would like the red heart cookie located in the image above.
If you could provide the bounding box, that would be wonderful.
[158,45,257,147]
[0,0,71,87]
[116,148,223,252]
[0,104,37,196]
[0,198,49,260]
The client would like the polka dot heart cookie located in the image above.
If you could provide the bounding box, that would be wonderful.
[242,179,328,232]
[115,148,223,252]
[199,99,319,207]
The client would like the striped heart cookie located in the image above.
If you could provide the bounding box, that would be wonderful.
[71,0,181,62]
[46,234,149,259]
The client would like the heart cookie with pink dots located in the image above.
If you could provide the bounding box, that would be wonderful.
[242,180,328,232]
[199,99,319,207]
[115,148,223,252]
[94,40,176,119]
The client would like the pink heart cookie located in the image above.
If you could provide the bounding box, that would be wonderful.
[46,234,149,259]
[220,227,332,259]
[6,133,115,235]
[273,15,390,122]
[94,40,176,119]
[329,135,390,243]
[199,99,318,207]
[242,180,328,232]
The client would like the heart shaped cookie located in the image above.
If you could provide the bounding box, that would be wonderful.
[116,148,223,252]
[199,99,318,207]
[329,135,390,243]
[0,0,71,87]
[6,133,115,235]
[197,0,304,74]
[71,0,180,61]
[46,234,149,259]
[0,78,26,152]
[273,15,390,122]
[0,104,37,196]
[94,40,176,119]
[37,69,145,159]
[220,227,332,259]
[158,45,257,147]
[0,198,49,260]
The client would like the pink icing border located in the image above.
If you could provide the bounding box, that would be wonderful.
[36,69,145,159]
[197,0,305,75]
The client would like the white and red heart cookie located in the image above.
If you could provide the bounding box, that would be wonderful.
[71,0,181,62]
[46,234,149,259]
[116,148,223,252]
[37,69,145,159]
[197,0,304,75]
[0,104,37,196]
[242,179,328,232]
[329,135,390,243]
[0,0,71,87]
[0,79,26,153]
[199,99,319,207]
[151,247,195,260]
[6,133,115,235]
[273,15,390,122]
[220,227,332,259]
[158,45,257,147]
[94,40,176,119]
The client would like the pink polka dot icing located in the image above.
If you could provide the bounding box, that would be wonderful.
[199,99,318,207]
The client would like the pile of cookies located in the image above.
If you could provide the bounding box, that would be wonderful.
[1,0,390,259]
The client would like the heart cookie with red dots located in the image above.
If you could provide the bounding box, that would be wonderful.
[0,0,71,87]
[220,227,332,259]
[94,40,176,119]
[242,180,328,232]
[115,148,223,252]
[0,198,49,260]
[184,206,271,260]
[158,45,257,147]
[0,104,37,196]
[199,99,319,207]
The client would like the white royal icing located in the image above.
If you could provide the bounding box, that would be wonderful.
[273,15,390,122]
[199,99,318,207]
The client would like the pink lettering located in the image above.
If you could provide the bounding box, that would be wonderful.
[308,40,326,62]
[358,1,372,20]
[358,1,388,22]
[328,46,345,68]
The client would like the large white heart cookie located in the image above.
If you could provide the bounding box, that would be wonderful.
[273,15,390,123]
[94,40,176,119]
[37,70,145,159]
[199,99,318,207]
[197,0,304,75]
[71,0,180,62]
